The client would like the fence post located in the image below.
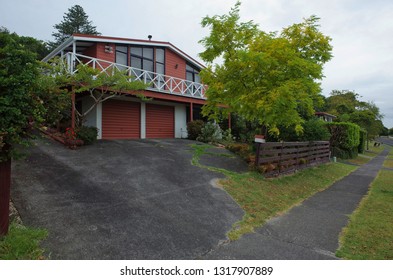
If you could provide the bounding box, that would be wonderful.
[255,143,261,167]
[278,142,284,175]
[0,159,11,236]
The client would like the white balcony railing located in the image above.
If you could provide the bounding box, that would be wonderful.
[62,52,207,99]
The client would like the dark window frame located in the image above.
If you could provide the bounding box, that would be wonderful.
[115,45,129,66]
[186,63,200,83]
[155,48,165,75]
[130,46,154,72]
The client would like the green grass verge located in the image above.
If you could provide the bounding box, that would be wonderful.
[190,143,357,240]
[346,143,386,166]
[383,148,393,168]
[336,170,393,259]
[346,154,373,165]
[223,163,356,240]
[0,222,47,260]
[364,142,385,156]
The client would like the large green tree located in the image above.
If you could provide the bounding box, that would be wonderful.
[199,2,332,136]
[49,5,100,49]
[325,90,384,139]
[0,27,49,60]
[0,31,69,235]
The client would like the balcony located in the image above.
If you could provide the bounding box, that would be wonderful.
[62,52,207,100]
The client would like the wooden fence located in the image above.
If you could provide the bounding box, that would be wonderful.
[255,141,331,177]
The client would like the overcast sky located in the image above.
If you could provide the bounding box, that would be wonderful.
[1,0,392,128]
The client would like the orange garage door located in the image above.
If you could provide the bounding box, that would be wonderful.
[146,104,174,138]
[102,100,140,139]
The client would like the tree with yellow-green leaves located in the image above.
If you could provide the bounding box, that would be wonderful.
[199,2,333,136]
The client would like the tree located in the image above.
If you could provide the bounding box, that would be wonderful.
[199,2,332,136]
[325,90,385,139]
[380,126,389,136]
[0,27,49,60]
[0,31,69,235]
[49,5,100,49]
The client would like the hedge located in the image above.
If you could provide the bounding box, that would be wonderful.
[358,129,367,154]
[326,122,360,159]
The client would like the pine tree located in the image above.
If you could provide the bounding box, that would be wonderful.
[49,5,100,49]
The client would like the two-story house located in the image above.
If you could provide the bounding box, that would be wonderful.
[43,34,208,140]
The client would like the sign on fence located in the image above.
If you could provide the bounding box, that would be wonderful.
[255,141,330,177]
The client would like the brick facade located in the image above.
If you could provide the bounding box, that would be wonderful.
[165,48,186,80]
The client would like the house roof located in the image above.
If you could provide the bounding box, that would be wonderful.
[315,112,337,118]
[42,34,205,69]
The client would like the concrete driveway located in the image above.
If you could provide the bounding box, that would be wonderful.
[11,137,246,259]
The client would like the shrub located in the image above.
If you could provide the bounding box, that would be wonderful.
[230,114,261,143]
[269,118,331,142]
[332,146,358,159]
[227,143,252,159]
[76,126,98,145]
[300,118,331,141]
[187,120,204,140]
[326,122,360,159]
[358,129,367,154]
[197,122,222,143]
[222,128,234,144]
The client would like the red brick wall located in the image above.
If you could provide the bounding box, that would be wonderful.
[83,44,97,57]
[89,43,115,70]
[96,43,116,62]
[165,48,186,80]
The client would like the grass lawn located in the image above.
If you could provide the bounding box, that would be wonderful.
[190,144,357,240]
[336,170,393,259]
[383,148,393,168]
[346,154,373,165]
[222,163,356,240]
[346,142,385,166]
[0,222,47,260]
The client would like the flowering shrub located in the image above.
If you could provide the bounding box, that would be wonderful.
[65,127,77,140]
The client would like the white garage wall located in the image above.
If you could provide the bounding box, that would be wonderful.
[81,96,97,128]
[80,96,103,139]
[175,104,187,139]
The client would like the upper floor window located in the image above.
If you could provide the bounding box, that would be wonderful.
[155,48,165,75]
[186,64,200,83]
[130,47,154,72]
[115,45,128,70]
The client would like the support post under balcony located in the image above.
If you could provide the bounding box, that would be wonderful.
[190,102,193,122]
[71,88,76,130]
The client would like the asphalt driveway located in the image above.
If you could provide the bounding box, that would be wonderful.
[11,136,246,259]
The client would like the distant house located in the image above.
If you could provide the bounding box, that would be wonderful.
[315,112,337,122]
[43,34,209,140]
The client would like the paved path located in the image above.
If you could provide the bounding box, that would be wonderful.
[205,148,390,259]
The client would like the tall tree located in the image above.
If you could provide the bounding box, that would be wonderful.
[0,31,69,235]
[49,5,100,49]
[325,90,385,139]
[199,2,332,136]
[0,27,49,60]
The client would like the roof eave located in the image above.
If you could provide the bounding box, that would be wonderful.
[42,36,75,62]
[43,34,205,69]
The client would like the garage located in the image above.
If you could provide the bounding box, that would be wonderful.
[102,100,140,139]
[146,104,174,138]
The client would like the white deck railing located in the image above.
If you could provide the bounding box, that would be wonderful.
[62,52,207,99]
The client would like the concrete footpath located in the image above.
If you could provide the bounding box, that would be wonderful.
[204,148,390,259]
